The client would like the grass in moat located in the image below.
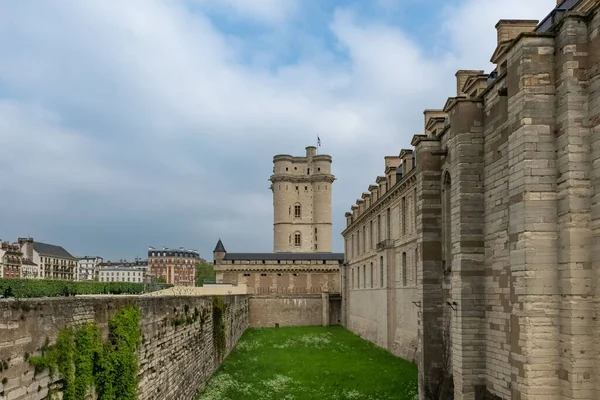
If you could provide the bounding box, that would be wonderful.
[197,325,418,400]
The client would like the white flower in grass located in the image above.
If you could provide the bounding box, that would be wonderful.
[263,374,293,392]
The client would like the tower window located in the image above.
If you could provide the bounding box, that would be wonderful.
[318,167,321,171]
[294,233,301,247]
[295,186,299,191]
[294,167,297,170]
[305,186,308,191]
[307,168,310,175]
[286,167,288,171]
[294,204,301,218]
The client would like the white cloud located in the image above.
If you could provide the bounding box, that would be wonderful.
[194,0,300,25]
[0,0,558,258]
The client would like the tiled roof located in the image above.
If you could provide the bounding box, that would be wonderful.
[33,242,77,260]
[223,252,344,261]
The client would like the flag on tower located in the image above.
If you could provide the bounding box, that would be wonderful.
[317,136,321,147]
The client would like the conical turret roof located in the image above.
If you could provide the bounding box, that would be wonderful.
[213,239,226,253]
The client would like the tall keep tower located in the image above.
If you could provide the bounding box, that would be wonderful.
[270,146,335,253]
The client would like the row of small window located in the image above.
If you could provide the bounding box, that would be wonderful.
[101,271,142,276]
[228,259,334,265]
[99,277,143,282]
[346,191,417,259]
[149,252,197,258]
[243,273,300,277]
[350,251,417,289]
[275,184,328,191]
[283,166,322,174]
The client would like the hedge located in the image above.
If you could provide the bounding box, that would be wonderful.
[0,279,147,298]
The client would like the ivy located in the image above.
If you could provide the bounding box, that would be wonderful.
[212,296,227,359]
[29,305,141,400]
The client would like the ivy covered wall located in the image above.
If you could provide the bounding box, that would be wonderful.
[0,295,249,400]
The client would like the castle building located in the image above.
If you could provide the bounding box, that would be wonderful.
[148,247,198,286]
[270,146,335,253]
[214,146,343,326]
[341,152,419,361]
[342,1,600,399]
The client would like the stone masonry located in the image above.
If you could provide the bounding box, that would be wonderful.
[341,2,600,399]
[0,295,249,400]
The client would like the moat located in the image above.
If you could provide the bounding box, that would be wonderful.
[198,326,418,400]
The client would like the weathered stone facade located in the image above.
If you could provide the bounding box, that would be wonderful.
[0,295,249,400]
[342,2,600,399]
[271,146,335,253]
[341,153,419,362]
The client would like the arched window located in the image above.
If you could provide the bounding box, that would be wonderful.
[294,203,301,218]
[294,232,301,247]
[442,172,452,272]
[402,252,407,286]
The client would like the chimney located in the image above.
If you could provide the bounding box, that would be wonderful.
[455,70,484,96]
[495,20,539,47]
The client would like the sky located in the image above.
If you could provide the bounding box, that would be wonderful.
[0,0,557,261]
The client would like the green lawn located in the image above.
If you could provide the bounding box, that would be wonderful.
[198,326,418,400]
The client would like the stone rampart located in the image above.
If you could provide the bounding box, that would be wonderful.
[249,293,340,327]
[0,295,249,400]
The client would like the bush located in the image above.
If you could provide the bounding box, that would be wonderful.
[0,279,146,299]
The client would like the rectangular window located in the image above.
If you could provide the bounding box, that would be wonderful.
[351,268,355,288]
[294,205,301,218]
[386,208,391,240]
[363,266,366,289]
[379,257,384,287]
[370,220,374,249]
[377,215,381,243]
[362,228,366,253]
[357,230,361,256]
[402,197,407,236]
[402,252,407,286]
[295,234,301,247]
[370,263,373,288]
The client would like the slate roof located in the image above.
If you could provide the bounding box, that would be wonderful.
[222,252,344,261]
[33,242,77,260]
[214,239,226,253]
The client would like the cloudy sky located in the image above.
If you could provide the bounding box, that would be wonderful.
[0,0,556,261]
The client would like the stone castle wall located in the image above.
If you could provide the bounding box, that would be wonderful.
[0,295,249,400]
[341,4,600,400]
[248,293,341,327]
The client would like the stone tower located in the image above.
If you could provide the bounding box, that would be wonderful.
[270,146,335,253]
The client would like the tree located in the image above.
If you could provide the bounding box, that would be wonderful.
[156,276,167,284]
[195,261,216,287]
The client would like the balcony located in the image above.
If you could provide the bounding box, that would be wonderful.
[376,239,394,250]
